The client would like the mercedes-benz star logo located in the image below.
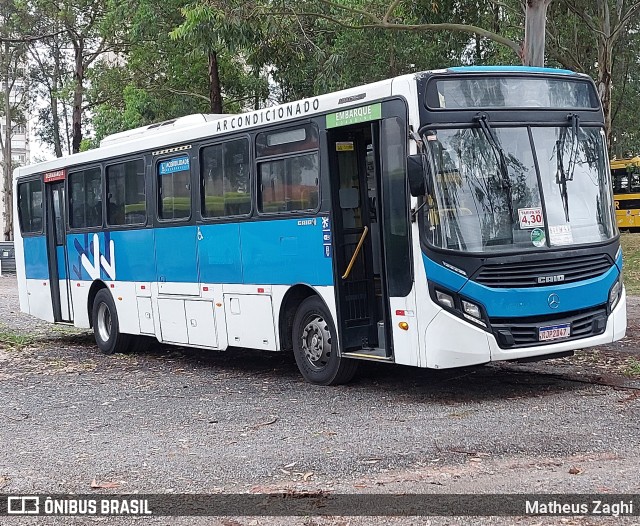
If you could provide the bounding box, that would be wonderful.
[547,293,560,309]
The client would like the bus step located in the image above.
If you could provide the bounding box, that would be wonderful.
[343,348,393,362]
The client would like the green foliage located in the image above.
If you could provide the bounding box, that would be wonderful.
[624,358,640,377]
[11,0,640,155]
[0,325,34,349]
[621,232,640,295]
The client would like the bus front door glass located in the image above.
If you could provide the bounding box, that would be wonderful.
[329,125,383,351]
[48,181,72,321]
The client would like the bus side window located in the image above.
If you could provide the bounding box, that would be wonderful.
[255,124,320,214]
[201,138,250,219]
[631,170,640,193]
[69,167,102,229]
[158,155,191,221]
[18,180,43,234]
[106,158,146,226]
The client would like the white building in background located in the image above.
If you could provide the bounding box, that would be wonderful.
[0,73,30,240]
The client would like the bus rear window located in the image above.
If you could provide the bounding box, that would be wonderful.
[18,180,43,234]
[427,77,599,109]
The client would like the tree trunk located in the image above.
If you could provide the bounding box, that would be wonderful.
[595,0,613,148]
[208,50,223,113]
[597,41,614,148]
[51,37,63,157]
[71,36,84,154]
[1,41,13,241]
[522,0,552,66]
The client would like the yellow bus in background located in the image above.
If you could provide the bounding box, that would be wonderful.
[611,156,640,229]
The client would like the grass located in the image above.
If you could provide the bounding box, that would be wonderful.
[620,232,640,294]
[0,327,34,349]
[623,358,640,378]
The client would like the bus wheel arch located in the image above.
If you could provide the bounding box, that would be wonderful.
[278,284,317,353]
[90,285,131,354]
[87,280,108,328]
[289,293,358,386]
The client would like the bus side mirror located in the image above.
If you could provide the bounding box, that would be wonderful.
[407,154,427,197]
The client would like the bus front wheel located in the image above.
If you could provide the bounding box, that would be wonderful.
[92,289,131,355]
[292,296,358,385]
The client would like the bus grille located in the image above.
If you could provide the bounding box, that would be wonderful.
[490,306,608,348]
[473,253,612,288]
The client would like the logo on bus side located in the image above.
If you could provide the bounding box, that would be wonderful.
[72,232,116,281]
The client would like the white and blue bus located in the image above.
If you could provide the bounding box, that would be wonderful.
[14,66,626,385]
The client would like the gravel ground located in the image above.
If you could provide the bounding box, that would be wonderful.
[0,274,639,525]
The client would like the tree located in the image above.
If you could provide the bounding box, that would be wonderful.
[551,0,640,146]
[170,1,265,113]
[0,3,29,240]
[28,26,71,157]
[272,0,550,67]
[27,0,125,154]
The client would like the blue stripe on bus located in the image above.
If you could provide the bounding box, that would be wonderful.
[424,255,618,317]
[23,236,49,280]
[56,246,67,280]
[448,66,576,75]
[55,217,333,286]
[198,223,243,283]
[422,255,469,292]
[239,219,333,286]
[66,229,156,282]
[460,265,618,317]
[154,225,198,284]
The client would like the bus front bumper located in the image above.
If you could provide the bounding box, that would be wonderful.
[424,287,627,368]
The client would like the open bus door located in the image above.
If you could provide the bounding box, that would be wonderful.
[327,100,413,361]
[44,173,73,322]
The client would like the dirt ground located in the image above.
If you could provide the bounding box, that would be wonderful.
[0,275,639,525]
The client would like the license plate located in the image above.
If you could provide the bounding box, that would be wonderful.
[538,323,571,341]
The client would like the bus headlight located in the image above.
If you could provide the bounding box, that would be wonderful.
[609,277,622,311]
[435,290,455,309]
[462,300,482,319]
[431,284,488,329]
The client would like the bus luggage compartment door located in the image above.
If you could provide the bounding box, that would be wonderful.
[223,294,276,350]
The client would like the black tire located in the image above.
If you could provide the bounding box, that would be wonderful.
[92,288,131,355]
[292,296,358,385]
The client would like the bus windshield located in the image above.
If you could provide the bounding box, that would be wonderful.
[422,126,616,252]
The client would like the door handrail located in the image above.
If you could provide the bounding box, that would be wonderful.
[342,226,368,280]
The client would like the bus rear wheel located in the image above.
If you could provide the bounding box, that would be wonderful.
[92,289,131,355]
[292,296,358,385]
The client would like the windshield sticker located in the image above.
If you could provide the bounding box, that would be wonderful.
[518,207,544,229]
[549,225,574,246]
[530,228,546,248]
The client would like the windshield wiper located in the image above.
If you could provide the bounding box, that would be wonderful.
[556,113,580,222]
[474,113,515,227]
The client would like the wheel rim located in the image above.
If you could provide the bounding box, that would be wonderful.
[97,302,112,343]
[301,315,332,369]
